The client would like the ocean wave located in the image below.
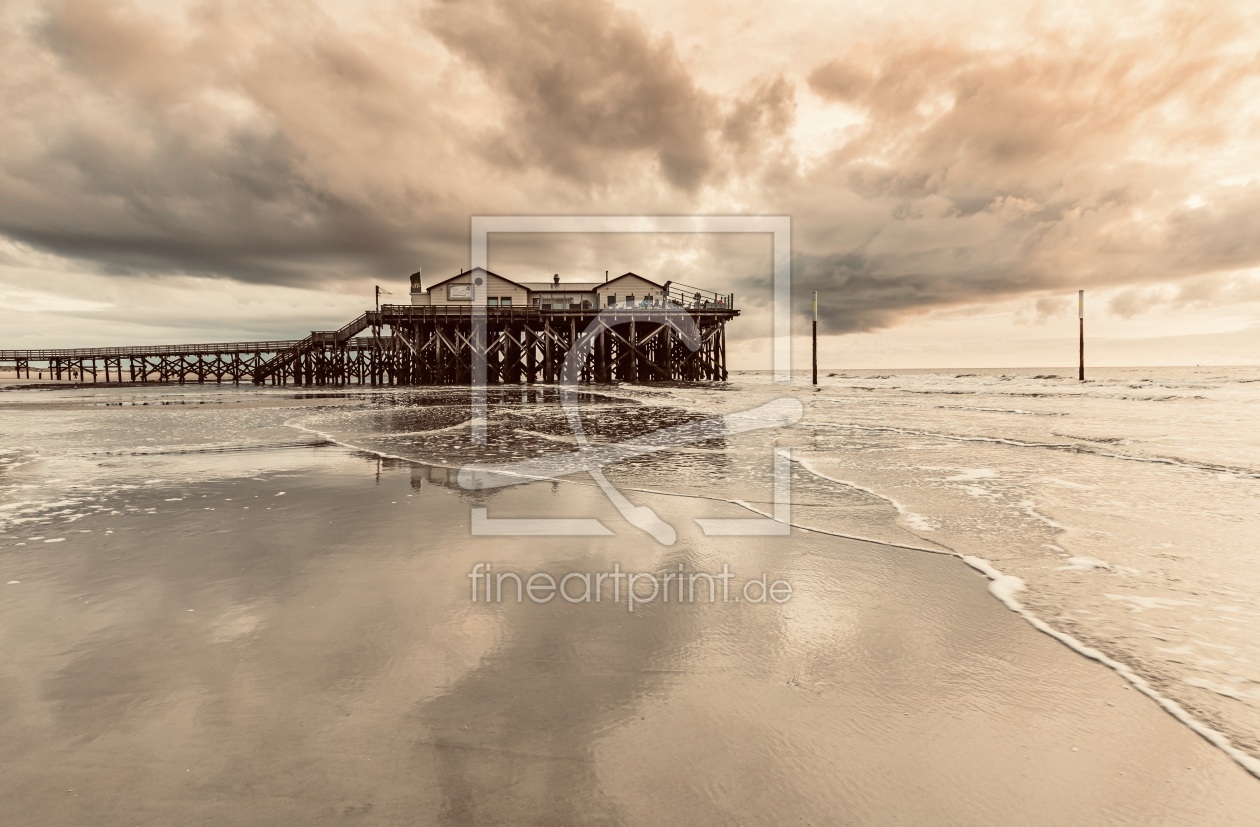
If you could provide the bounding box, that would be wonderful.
[782,453,1260,780]
[811,422,1260,479]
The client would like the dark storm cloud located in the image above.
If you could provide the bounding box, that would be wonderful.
[1160,185,1260,275]
[424,0,719,192]
[764,251,1055,334]
[0,0,765,290]
[721,76,795,158]
[0,0,472,285]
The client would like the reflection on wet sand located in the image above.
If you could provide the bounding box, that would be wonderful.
[3,445,1260,824]
[419,575,674,825]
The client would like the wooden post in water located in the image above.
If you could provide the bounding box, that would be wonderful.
[811,291,818,386]
[1078,289,1085,382]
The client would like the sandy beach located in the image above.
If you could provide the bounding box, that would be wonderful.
[2,429,1260,824]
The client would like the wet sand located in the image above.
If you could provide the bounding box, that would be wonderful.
[2,448,1260,825]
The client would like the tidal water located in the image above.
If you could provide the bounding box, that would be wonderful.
[3,365,1260,779]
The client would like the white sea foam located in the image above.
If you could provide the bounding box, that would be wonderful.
[959,556,1260,779]
[678,475,1260,781]
[1057,557,1113,572]
[1105,594,1201,612]
[794,457,940,533]
[945,468,999,481]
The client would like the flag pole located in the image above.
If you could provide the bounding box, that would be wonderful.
[1078,289,1085,382]
[812,291,818,386]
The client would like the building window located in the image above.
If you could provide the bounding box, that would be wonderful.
[500,297,512,307]
[606,295,616,307]
[487,297,499,307]
[625,294,635,307]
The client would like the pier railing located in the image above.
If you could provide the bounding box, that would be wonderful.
[311,311,377,344]
[0,340,305,360]
[662,281,734,310]
[376,303,738,318]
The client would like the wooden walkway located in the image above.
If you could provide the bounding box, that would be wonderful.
[0,305,738,385]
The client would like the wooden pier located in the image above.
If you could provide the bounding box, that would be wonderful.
[0,304,737,386]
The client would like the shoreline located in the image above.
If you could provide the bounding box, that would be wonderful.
[547,466,1260,782]
[297,407,1260,784]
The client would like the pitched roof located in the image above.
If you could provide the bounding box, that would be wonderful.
[520,282,603,292]
[421,269,664,294]
[602,271,663,289]
[424,267,531,292]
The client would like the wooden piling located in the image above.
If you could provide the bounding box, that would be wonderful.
[1078,289,1085,382]
[812,291,818,386]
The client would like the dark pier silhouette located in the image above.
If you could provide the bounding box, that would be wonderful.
[1,298,736,387]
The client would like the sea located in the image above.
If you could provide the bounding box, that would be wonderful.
[2,365,1259,774]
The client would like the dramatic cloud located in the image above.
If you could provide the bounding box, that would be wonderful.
[779,3,1260,332]
[425,0,720,192]
[2,0,486,285]
[1,0,1259,357]
[1108,271,1260,318]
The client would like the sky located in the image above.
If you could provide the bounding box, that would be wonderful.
[2,0,1259,368]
